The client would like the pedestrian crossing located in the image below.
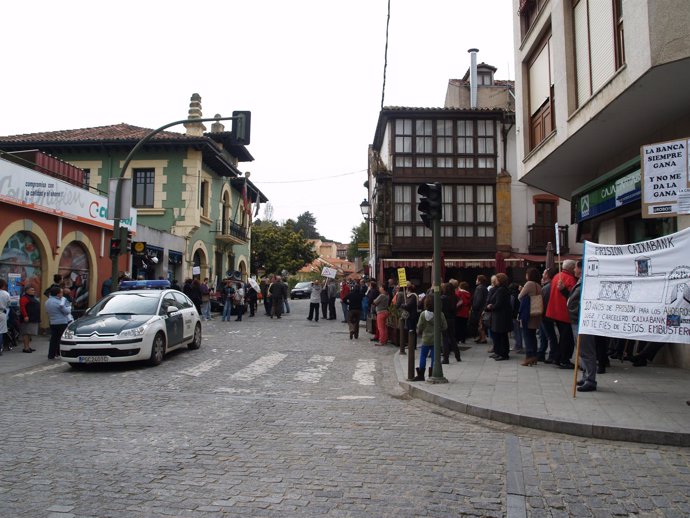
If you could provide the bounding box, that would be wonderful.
[176,352,379,388]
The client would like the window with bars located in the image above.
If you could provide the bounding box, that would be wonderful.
[133,168,155,208]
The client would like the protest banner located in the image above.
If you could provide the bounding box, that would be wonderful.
[321,266,337,279]
[579,226,690,344]
[397,268,407,286]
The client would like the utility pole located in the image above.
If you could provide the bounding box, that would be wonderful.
[417,182,448,384]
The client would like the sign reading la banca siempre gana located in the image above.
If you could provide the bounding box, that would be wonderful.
[579,226,690,345]
[641,138,690,218]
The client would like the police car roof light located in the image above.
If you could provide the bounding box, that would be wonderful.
[119,280,171,290]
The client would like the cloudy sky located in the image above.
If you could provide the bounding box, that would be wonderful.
[0,0,514,243]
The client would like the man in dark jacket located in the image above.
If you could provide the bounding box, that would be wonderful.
[538,267,558,363]
[268,275,288,319]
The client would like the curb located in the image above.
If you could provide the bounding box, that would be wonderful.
[394,353,690,447]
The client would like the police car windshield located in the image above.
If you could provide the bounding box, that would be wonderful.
[90,292,160,316]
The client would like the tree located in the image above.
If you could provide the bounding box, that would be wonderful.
[347,221,369,262]
[251,223,317,275]
[294,211,321,239]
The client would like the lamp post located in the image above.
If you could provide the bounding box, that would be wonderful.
[110,115,243,290]
[359,198,370,219]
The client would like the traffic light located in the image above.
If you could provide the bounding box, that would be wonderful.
[232,110,251,145]
[109,238,122,258]
[417,182,443,229]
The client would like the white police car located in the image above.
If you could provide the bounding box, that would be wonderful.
[60,280,202,367]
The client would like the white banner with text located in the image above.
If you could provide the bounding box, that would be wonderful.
[579,227,690,344]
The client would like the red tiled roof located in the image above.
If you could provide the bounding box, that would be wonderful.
[0,123,193,144]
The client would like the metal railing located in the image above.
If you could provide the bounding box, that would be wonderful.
[215,219,248,242]
[528,224,569,254]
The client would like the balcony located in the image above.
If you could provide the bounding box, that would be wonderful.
[214,219,248,244]
[528,224,569,255]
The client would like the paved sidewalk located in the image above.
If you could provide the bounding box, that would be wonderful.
[395,342,690,446]
[0,334,54,375]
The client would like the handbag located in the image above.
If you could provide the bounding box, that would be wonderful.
[529,294,543,317]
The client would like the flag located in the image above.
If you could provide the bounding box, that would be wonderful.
[242,181,250,216]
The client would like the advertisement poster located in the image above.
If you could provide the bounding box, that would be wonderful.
[579,227,690,344]
[0,157,136,231]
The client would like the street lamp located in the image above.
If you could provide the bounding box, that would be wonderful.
[360,199,370,221]
[110,114,246,290]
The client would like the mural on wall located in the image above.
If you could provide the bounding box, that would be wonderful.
[0,231,42,298]
[58,242,89,314]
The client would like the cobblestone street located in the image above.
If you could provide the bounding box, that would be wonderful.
[1,299,689,517]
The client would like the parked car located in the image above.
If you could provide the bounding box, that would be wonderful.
[290,281,313,299]
[60,283,202,367]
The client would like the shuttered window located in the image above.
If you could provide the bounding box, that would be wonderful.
[574,0,619,107]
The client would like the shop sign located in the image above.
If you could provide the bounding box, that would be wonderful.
[641,138,690,218]
[575,169,641,222]
[0,157,137,231]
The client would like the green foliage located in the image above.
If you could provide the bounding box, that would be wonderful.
[251,223,317,276]
[294,211,321,239]
[347,221,369,261]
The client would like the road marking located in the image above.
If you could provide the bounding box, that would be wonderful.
[294,355,334,383]
[352,359,376,386]
[179,358,222,377]
[337,395,375,400]
[230,352,287,381]
[12,362,64,378]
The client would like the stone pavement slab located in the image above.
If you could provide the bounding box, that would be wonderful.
[395,343,690,446]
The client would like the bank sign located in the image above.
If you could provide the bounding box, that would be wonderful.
[641,138,690,218]
[0,157,136,231]
[575,168,640,223]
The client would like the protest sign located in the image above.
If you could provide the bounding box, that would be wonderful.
[579,227,690,344]
[321,267,337,279]
[397,268,407,286]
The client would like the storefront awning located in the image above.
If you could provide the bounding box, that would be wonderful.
[381,258,525,269]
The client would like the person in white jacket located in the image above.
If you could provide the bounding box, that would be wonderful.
[307,280,323,322]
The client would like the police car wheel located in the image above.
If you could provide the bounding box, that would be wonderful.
[188,323,202,350]
[148,332,166,366]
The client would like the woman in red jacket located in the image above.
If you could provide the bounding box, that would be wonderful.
[455,281,472,344]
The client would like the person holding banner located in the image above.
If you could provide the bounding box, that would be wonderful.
[327,280,338,320]
[565,261,597,392]
[308,279,323,322]
[546,259,577,369]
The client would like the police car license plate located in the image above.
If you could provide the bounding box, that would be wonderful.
[78,356,109,363]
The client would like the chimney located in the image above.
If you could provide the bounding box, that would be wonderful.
[211,114,225,133]
[468,48,479,109]
[184,93,206,136]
